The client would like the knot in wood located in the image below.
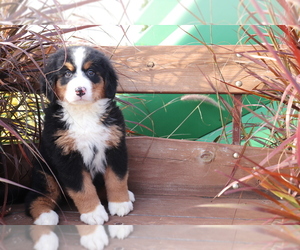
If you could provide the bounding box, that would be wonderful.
[199,150,215,163]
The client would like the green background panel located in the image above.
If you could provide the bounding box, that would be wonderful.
[120,1,280,144]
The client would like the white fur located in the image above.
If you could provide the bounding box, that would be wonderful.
[65,77,93,104]
[34,210,59,225]
[108,225,133,240]
[33,231,59,250]
[80,203,109,225]
[128,190,135,202]
[59,99,110,177]
[108,191,135,217]
[73,47,86,72]
[65,47,94,104]
[80,226,109,250]
[59,47,111,178]
[63,47,100,104]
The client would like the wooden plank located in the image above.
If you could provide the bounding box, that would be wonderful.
[107,195,274,226]
[126,137,290,197]
[3,225,285,250]
[4,196,274,225]
[99,45,268,94]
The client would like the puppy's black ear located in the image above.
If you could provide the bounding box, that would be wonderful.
[103,59,118,99]
[40,70,57,103]
[40,49,64,102]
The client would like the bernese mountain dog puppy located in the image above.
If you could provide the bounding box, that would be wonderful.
[25,46,135,225]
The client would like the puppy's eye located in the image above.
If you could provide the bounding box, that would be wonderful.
[86,69,95,77]
[65,70,73,78]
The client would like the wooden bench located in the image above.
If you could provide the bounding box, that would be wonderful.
[105,45,285,225]
[5,45,286,225]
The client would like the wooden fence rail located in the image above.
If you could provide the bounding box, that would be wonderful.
[100,45,268,94]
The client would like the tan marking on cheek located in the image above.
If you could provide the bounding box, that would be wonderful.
[30,225,56,243]
[54,130,76,155]
[55,79,67,101]
[67,171,100,214]
[105,167,129,203]
[64,62,75,71]
[92,80,105,100]
[83,61,93,70]
[106,125,123,148]
[29,173,60,220]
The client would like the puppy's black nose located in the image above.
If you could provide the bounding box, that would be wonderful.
[75,87,86,97]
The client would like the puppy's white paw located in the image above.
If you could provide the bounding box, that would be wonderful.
[33,231,59,250]
[80,203,109,225]
[34,210,59,225]
[108,191,135,217]
[108,225,133,240]
[128,190,135,202]
[80,226,109,250]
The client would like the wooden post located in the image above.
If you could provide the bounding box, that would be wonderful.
[232,94,243,145]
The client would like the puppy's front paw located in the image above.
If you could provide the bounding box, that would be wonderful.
[80,203,109,225]
[128,190,135,202]
[80,226,109,250]
[33,232,59,250]
[108,191,135,217]
[33,231,59,250]
[34,210,59,225]
[108,225,133,239]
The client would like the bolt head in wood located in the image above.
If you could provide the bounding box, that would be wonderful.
[235,81,243,87]
[233,152,239,159]
[147,61,155,68]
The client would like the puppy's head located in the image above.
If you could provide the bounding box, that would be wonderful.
[41,46,118,104]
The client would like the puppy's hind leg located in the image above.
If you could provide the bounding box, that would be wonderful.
[26,170,61,225]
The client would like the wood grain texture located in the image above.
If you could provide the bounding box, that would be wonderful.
[4,196,275,225]
[126,137,289,197]
[3,224,286,249]
[99,45,268,94]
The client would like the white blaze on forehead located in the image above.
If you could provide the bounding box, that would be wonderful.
[72,47,87,72]
[64,47,93,104]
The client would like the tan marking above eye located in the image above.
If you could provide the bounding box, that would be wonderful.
[64,62,75,72]
[83,61,93,70]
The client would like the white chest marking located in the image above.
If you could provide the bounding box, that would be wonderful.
[59,99,110,177]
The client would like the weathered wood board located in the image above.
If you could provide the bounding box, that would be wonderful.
[100,45,269,94]
[4,196,276,225]
[126,137,289,197]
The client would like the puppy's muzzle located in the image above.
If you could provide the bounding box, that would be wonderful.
[75,87,86,97]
